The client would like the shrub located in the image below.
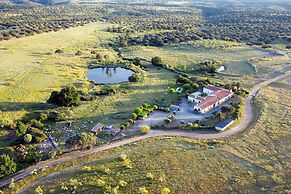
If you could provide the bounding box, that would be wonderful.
[28,119,44,129]
[134,107,143,115]
[0,154,17,178]
[15,122,27,137]
[24,147,43,163]
[177,75,191,84]
[168,88,175,93]
[183,83,191,90]
[151,56,163,67]
[103,168,110,174]
[35,186,43,194]
[128,73,142,82]
[118,180,128,187]
[192,83,199,91]
[128,119,133,124]
[139,187,149,194]
[161,187,171,194]
[65,132,97,149]
[75,50,82,56]
[24,134,32,143]
[55,49,63,54]
[131,113,138,120]
[39,112,49,122]
[140,126,151,133]
[201,92,207,97]
[29,128,47,143]
[48,86,80,107]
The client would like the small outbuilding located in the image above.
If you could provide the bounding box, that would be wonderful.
[215,119,234,131]
[170,105,180,112]
[110,127,121,136]
[90,123,105,135]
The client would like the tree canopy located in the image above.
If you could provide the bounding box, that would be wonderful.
[0,154,17,178]
[48,86,81,107]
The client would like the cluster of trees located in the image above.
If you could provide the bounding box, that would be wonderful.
[0,4,101,41]
[199,60,222,73]
[65,132,99,149]
[224,82,249,97]
[48,86,81,107]
[203,7,291,45]
[213,105,236,122]
[120,103,158,130]
[117,30,206,47]
[106,5,203,33]
[176,74,212,93]
[13,120,47,144]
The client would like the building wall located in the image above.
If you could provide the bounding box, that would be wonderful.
[194,93,233,114]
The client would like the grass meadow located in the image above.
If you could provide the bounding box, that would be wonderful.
[121,42,267,76]
[0,22,117,124]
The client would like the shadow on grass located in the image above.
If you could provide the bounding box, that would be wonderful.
[0,102,54,112]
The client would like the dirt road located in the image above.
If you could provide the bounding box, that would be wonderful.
[0,71,290,189]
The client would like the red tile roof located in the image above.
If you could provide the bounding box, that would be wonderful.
[196,86,233,110]
[204,85,222,92]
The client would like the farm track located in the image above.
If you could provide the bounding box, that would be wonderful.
[0,68,290,190]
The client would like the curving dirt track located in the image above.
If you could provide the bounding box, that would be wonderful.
[0,70,290,189]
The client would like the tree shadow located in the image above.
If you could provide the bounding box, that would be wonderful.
[0,102,54,112]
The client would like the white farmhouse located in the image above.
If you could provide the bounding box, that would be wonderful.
[188,85,233,114]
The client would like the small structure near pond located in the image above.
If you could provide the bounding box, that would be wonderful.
[215,119,234,131]
[90,123,105,135]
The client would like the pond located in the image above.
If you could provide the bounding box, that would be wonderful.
[87,67,134,84]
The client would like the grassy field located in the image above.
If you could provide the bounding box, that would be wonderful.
[121,42,267,75]
[12,78,290,194]
[0,22,118,124]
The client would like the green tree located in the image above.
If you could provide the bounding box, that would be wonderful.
[48,86,80,107]
[133,57,142,66]
[15,122,27,137]
[151,56,163,67]
[0,154,17,178]
[24,147,43,163]
[65,132,97,149]
[24,134,32,143]
[192,83,199,91]
[128,73,142,82]
[29,128,47,143]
